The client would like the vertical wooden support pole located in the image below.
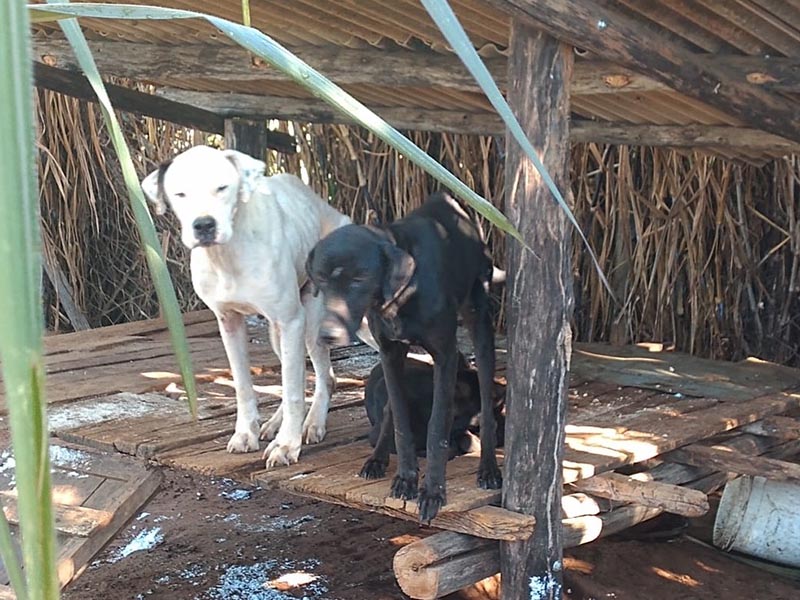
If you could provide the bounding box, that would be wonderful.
[501,19,574,600]
[224,117,268,159]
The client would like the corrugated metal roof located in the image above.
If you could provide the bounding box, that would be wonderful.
[31,0,800,162]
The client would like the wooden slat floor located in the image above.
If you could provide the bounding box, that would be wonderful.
[5,311,799,540]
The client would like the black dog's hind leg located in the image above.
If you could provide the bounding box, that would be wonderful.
[418,343,458,522]
[463,281,503,490]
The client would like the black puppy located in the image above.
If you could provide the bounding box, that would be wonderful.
[364,354,506,457]
[306,192,502,522]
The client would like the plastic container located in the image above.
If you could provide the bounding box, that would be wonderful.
[713,475,800,567]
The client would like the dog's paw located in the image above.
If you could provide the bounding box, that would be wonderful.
[359,457,388,480]
[227,428,260,454]
[259,409,282,441]
[417,484,446,523]
[262,437,301,468]
[303,422,326,444]
[302,409,327,444]
[390,473,419,500]
[477,462,503,490]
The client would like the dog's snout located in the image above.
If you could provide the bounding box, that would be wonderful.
[320,317,351,348]
[192,216,217,240]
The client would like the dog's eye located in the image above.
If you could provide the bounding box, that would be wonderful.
[174,192,186,198]
[216,185,229,193]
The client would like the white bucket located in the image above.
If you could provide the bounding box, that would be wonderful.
[713,475,800,567]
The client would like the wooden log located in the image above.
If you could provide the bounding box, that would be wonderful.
[395,503,663,600]
[571,472,709,517]
[33,63,296,153]
[33,39,800,94]
[485,0,800,144]
[665,443,800,483]
[500,20,573,600]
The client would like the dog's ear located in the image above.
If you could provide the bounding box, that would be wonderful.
[140,160,172,216]
[380,242,416,314]
[222,150,266,201]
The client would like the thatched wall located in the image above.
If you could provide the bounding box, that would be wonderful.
[37,91,800,366]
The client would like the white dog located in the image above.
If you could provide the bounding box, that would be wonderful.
[142,145,356,467]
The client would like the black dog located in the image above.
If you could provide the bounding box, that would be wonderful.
[306,192,502,522]
[364,354,506,457]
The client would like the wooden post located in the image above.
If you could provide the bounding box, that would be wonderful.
[501,18,574,600]
[224,117,270,161]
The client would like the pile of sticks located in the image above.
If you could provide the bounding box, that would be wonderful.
[394,414,800,599]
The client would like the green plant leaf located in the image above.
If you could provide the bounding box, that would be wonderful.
[0,2,59,598]
[49,0,198,416]
[421,0,612,294]
[28,3,521,239]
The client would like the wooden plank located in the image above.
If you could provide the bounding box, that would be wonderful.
[743,415,800,440]
[560,393,800,483]
[666,443,800,482]
[571,343,800,401]
[569,472,709,517]
[1,493,112,538]
[55,468,162,587]
[0,442,162,591]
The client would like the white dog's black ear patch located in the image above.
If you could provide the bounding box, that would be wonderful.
[140,159,172,215]
[222,150,266,202]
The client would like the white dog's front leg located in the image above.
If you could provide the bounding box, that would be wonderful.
[263,314,306,467]
[218,312,260,453]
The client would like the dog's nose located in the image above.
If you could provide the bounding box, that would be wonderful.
[192,216,216,239]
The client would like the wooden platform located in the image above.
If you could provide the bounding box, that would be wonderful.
[0,440,161,593]
[4,311,800,543]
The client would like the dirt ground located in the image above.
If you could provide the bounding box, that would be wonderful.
[58,467,800,600]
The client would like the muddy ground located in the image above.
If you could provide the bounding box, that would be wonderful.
[59,467,799,600]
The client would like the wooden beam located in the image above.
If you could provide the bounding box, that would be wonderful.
[570,122,800,153]
[666,443,800,482]
[32,39,800,95]
[156,88,505,135]
[570,472,709,517]
[33,63,296,153]
[487,0,800,143]
[500,21,574,600]
[158,89,800,154]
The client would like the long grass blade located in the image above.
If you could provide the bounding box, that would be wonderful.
[49,0,198,416]
[421,0,611,295]
[0,2,59,598]
[28,3,521,240]
[0,501,27,600]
